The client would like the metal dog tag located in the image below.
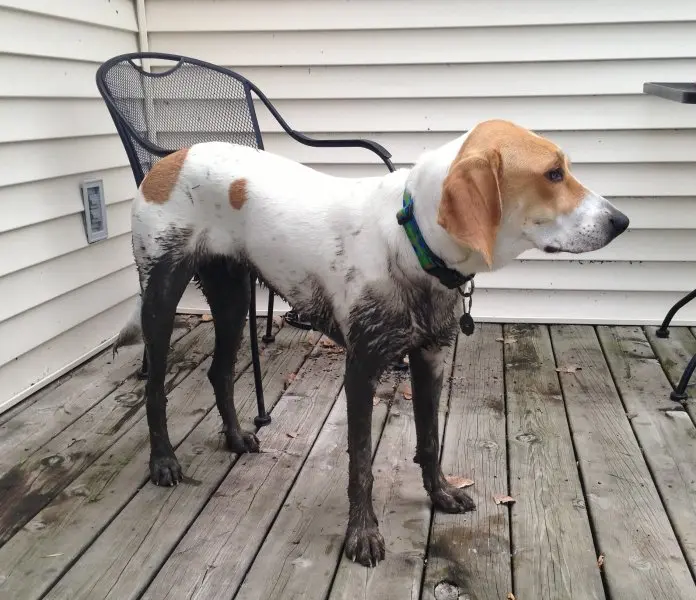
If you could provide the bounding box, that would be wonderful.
[459,313,475,336]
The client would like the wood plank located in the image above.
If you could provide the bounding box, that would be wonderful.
[311,163,696,199]
[454,289,696,327]
[0,316,194,467]
[26,324,305,600]
[0,135,129,188]
[1,0,138,31]
[234,370,397,600]
[0,7,136,63]
[0,55,103,98]
[138,338,346,600]
[0,200,133,278]
[251,96,696,133]
[0,267,139,369]
[0,299,137,414]
[0,167,134,235]
[0,234,134,324]
[550,325,695,599]
[506,324,604,600]
[150,23,696,66]
[146,0,696,31]
[645,326,696,408]
[0,98,116,144]
[0,322,217,545]
[598,326,696,573]
[422,325,511,600]
[257,129,696,164]
[327,374,430,600]
[155,59,696,100]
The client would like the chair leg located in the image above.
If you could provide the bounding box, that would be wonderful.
[656,288,696,338]
[670,353,696,402]
[137,348,148,380]
[249,272,271,427]
[263,291,276,343]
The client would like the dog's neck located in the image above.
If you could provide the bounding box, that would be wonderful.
[402,133,532,277]
[404,134,489,275]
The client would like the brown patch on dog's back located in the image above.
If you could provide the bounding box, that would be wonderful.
[228,178,248,210]
[141,148,189,204]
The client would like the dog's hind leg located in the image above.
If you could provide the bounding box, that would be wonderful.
[141,251,194,487]
[409,346,475,513]
[196,257,260,454]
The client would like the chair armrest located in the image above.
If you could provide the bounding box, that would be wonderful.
[249,82,395,172]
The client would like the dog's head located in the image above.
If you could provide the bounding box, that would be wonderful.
[437,119,629,267]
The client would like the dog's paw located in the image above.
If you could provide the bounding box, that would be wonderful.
[344,525,385,567]
[226,430,260,454]
[431,486,476,514]
[149,454,182,487]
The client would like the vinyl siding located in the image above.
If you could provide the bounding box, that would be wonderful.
[0,1,139,412]
[146,0,696,325]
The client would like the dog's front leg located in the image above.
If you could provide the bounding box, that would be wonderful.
[344,355,385,567]
[409,346,476,513]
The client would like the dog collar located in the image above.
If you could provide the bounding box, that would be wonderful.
[396,190,474,290]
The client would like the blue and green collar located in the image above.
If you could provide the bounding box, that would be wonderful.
[396,190,474,290]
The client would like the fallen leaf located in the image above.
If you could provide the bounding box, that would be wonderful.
[286,432,297,439]
[401,383,412,401]
[320,338,337,348]
[284,373,297,389]
[200,313,213,322]
[597,553,605,568]
[372,396,381,406]
[494,494,516,505]
[507,594,516,600]
[495,336,517,344]
[556,364,582,374]
[445,475,474,489]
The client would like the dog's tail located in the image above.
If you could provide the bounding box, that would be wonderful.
[112,295,143,355]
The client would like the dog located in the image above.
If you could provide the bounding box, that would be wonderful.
[114,119,629,567]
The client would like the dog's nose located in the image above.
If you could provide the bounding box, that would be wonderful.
[610,211,630,236]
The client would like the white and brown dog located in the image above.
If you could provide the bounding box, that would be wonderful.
[117,119,629,567]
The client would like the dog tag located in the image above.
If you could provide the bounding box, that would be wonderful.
[459,313,475,336]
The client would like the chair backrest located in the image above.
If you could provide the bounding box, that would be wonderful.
[97,52,264,185]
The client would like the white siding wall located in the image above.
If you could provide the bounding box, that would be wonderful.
[146,0,696,325]
[0,1,140,411]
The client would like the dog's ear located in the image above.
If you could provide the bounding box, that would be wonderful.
[437,149,502,267]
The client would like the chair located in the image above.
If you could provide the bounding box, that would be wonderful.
[96,52,395,426]
[655,289,696,401]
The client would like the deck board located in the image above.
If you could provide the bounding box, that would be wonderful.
[0,317,195,473]
[328,374,428,600]
[42,323,309,600]
[551,325,695,600]
[140,337,345,600]
[506,324,604,600]
[645,326,696,418]
[234,371,396,600]
[0,322,217,546]
[422,325,511,600]
[598,325,696,575]
[2,322,696,600]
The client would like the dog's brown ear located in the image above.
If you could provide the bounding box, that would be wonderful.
[437,149,502,267]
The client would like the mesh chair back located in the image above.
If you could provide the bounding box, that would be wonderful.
[97,53,263,185]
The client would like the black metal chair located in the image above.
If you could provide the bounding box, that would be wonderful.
[96,52,395,426]
[655,289,696,401]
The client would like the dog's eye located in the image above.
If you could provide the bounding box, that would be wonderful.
[545,168,564,183]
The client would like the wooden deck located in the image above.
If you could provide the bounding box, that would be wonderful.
[0,316,695,600]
